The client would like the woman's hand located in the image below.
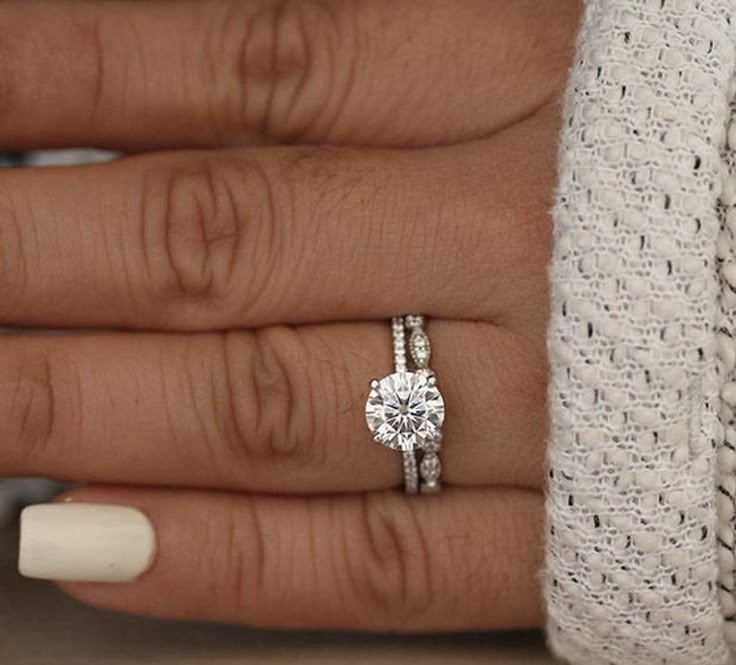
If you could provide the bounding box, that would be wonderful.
[1,0,580,630]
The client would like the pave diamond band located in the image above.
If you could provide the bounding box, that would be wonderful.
[365,315,445,494]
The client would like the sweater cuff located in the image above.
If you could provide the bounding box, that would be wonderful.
[544,1,736,663]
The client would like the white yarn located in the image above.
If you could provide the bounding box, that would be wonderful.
[544,1,736,663]
[714,78,736,644]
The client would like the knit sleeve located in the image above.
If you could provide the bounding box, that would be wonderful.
[544,1,736,663]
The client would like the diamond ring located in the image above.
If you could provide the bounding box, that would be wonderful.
[364,315,445,494]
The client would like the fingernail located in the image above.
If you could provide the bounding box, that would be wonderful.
[18,503,157,583]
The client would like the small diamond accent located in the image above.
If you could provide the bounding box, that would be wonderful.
[420,452,441,482]
[365,371,445,452]
[404,314,425,330]
[423,436,442,452]
[409,329,431,368]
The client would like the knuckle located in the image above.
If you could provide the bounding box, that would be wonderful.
[223,329,321,469]
[139,155,290,321]
[196,496,254,617]
[2,349,66,467]
[241,0,314,84]
[221,0,351,139]
[239,498,268,601]
[349,495,435,625]
[0,184,30,306]
[141,158,250,307]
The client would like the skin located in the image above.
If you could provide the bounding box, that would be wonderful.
[0,0,582,631]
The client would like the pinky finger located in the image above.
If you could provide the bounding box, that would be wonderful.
[21,486,544,631]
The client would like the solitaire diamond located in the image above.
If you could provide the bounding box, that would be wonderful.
[365,371,445,452]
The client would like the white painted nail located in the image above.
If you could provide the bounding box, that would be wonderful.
[18,503,157,583]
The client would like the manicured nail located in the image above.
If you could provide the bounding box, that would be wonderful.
[18,503,157,583]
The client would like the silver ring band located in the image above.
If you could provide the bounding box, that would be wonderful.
[365,315,445,495]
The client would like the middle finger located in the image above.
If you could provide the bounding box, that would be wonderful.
[0,111,557,332]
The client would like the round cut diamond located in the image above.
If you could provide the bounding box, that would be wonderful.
[365,371,445,451]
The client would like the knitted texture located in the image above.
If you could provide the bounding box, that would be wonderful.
[544,1,736,663]
[715,91,736,640]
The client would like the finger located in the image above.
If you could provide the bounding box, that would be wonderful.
[0,0,580,150]
[43,486,544,630]
[0,321,548,492]
[0,109,557,332]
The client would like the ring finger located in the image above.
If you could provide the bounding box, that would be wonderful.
[0,321,548,492]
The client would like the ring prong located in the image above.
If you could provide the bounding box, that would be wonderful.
[373,433,383,443]
[370,379,380,389]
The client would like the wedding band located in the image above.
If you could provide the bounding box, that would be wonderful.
[364,315,445,494]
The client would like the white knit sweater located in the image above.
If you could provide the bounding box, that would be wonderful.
[545,1,736,663]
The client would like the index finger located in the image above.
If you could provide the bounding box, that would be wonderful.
[0,0,580,150]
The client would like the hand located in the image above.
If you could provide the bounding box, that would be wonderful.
[1,0,580,631]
